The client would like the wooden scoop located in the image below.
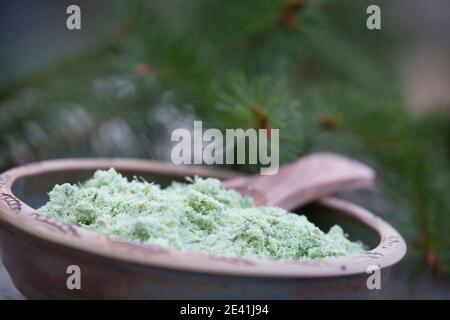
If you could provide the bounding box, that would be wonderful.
[223,152,374,211]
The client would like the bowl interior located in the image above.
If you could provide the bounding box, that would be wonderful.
[11,167,380,250]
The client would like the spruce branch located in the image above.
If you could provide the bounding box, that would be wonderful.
[0,0,449,280]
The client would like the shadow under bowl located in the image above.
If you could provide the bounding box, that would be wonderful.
[0,159,406,299]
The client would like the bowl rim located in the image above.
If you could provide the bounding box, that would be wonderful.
[0,158,407,278]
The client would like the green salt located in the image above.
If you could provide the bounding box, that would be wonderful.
[39,169,365,259]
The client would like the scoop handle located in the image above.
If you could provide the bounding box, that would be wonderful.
[223,152,375,211]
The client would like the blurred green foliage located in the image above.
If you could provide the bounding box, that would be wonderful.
[0,0,449,278]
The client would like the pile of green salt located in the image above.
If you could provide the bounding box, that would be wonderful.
[39,169,365,259]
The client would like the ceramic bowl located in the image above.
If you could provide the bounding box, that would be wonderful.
[0,159,406,299]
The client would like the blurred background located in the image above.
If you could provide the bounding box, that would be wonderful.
[0,0,449,299]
